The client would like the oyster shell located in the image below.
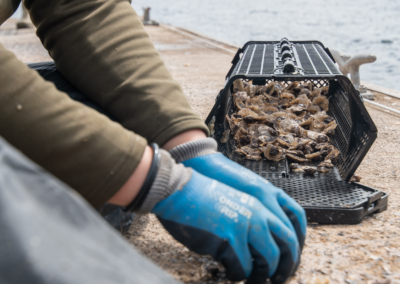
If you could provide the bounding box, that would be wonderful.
[245,84,257,97]
[220,130,230,143]
[305,130,329,143]
[247,155,262,161]
[290,165,317,174]
[350,174,362,182]
[325,147,340,161]
[233,79,245,93]
[305,151,324,161]
[317,166,330,173]
[303,166,317,174]
[287,153,309,163]
[234,148,247,158]
[313,96,329,112]
[229,79,340,174]
[318,160,334,168]
[263,144,286,162]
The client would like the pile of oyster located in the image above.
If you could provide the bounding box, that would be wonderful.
[223,79,340,174]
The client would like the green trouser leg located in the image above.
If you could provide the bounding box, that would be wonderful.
[0,136,179,284]
[25,0,209,146]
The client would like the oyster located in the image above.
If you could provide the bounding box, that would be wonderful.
[236,146,262,161]
[247,155,262,161]
[322,120,337,135]
[245,84,257,97]
[290,164,317,174]
[281,92,295,100]
[258,125,279,137]
[258,135,278,144]
[320,86,329,96]
[235,98,246,110]
[303,145,313,154]
[299,88,310,96]
[350,174,362,182]
[241,146,262,156]
[325,147,340,161]
[289,104,307,114]
[315,143,330,150]
[243,116,267,123]
[239,135,251,146]
[317,166,330,173]
[305,151,324,161]
[220,130,230,143]
[234,148,247,158]
[300,117,314,128]
[307,104,321,114]
[263,144,286,162]
[305,130,329,143]
[309,89,321,100]
[233,79,245,93]
[228,79,340,175]
[303,166,317,174]
[290,163,300,169]
[276,138,293,148]
[265,82,275,96]
[262,106,279,114]
[286,150,305,157]
[287,153,309,163]
[319,160,334,168]
[313,96,329,112]
[226,114,239,134]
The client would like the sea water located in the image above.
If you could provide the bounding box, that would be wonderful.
[132,0,400,91]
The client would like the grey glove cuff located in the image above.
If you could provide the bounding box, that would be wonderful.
[136,149,192,214]
[169,138,218,163]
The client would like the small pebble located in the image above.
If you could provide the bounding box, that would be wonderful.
[16,104,23,110]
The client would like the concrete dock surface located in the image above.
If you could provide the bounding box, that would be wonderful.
[1,19,400,284]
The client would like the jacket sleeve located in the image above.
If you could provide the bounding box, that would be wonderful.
[0,44,147,207]
[25,0,209,146]
[0,0,21,25]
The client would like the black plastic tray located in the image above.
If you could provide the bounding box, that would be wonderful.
[206,40,388,224]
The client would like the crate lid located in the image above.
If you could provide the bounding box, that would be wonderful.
[228,39,342,79]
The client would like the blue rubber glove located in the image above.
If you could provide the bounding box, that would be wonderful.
[170,138,307,283]
[152,170,300,283]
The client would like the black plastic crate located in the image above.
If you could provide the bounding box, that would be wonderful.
[206,39,388,224]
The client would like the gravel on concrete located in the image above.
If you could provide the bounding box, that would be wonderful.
[1,19,399,284]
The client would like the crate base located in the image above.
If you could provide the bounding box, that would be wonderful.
[303,193,388,224]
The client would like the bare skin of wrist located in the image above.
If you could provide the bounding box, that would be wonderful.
[108,129,207,206]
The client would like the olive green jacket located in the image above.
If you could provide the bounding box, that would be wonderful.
[0,0,19,25]
[0,0,208,207]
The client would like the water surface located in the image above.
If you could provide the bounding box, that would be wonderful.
[132,0,400,91]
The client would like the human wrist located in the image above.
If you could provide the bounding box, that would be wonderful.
[124,143,161,212]
[162,129,207,151]
[135,149,192,214]
[108,145,153,207]
[169,137,218,163]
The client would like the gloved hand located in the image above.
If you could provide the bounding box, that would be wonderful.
[136,148,300,283]
[169,138,307,283]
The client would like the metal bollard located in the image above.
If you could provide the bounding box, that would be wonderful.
[142,7,159,26]
[330,49,376,99]
[16,5,33,29]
